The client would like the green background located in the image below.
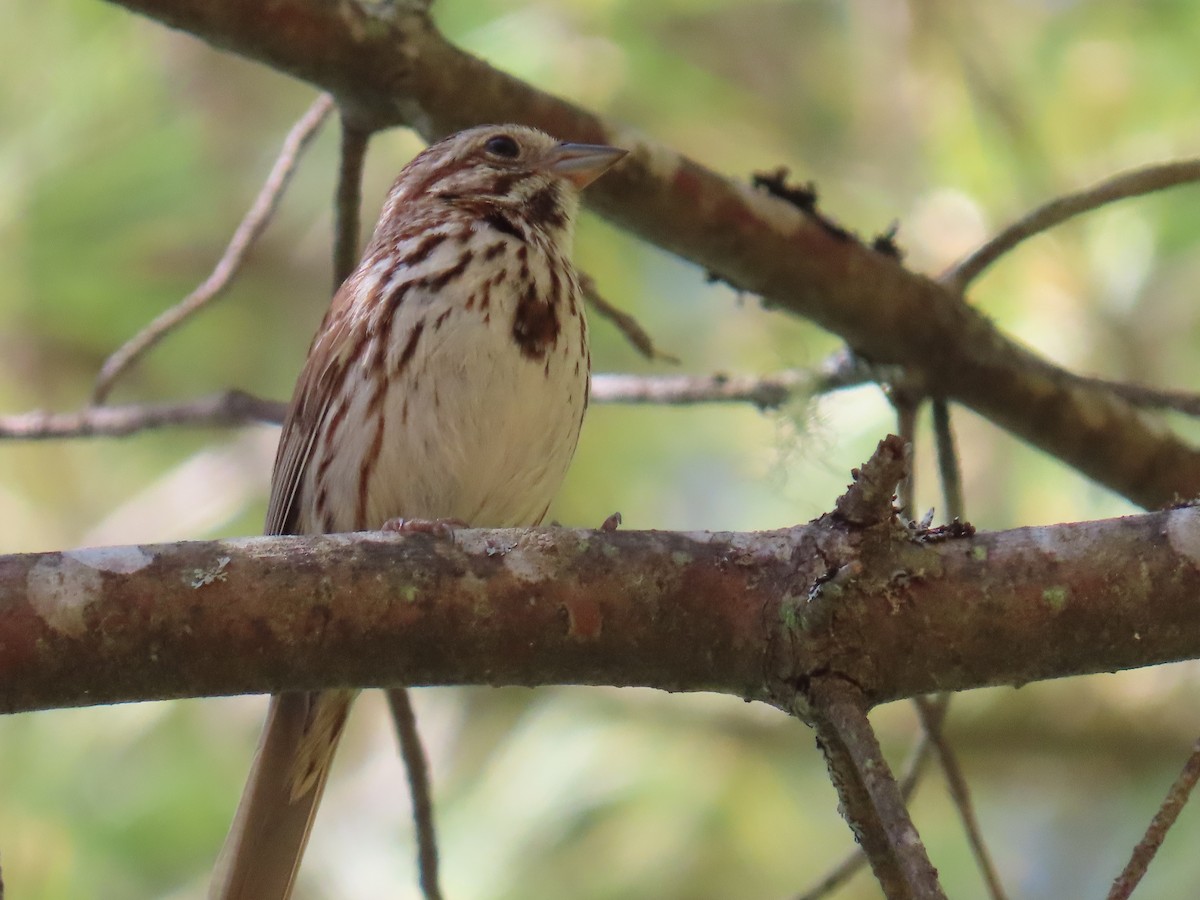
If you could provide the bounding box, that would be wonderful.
[4,0,1200,897]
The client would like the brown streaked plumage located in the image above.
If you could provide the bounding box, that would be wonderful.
[209,125,625,900]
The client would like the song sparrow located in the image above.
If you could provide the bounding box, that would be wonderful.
[210,124,626,899]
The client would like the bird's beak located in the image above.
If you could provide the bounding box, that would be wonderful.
[546,141,628,189]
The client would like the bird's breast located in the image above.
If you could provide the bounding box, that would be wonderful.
[303,233,589,533]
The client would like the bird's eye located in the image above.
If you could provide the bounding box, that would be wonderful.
[484,135,521,159]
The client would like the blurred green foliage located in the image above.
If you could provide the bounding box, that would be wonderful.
[4,0,1200,897]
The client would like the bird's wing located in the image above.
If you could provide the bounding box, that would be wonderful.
[263,286,360,537]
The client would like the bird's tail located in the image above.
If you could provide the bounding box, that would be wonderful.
[210,689,356,900]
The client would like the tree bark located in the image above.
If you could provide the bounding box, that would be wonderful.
[4,505,1200,714]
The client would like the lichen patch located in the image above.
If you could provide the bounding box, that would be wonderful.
[65,545,152,575]
[26,555,103,637]
[1166,506,1200,570]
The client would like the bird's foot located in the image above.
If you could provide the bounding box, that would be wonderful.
[381,517,467,539]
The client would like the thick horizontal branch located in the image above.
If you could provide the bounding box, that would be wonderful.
[106,0,1200,508]
[4,507,1200,714]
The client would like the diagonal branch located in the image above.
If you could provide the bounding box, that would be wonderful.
[794,696,949,900]
[945,159,1200,292]
[1108,736,1200,900]
[804,677,945,899]
[91,93,335,403]
[387,688,443,900]
[580,273,679,363]
[334,116,371,289]
[102,0,1200,508]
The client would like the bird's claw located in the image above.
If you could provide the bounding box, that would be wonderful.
[381,517,467,539]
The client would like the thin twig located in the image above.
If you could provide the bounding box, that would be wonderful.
[387,689,443,900]
[580,273,679,363]
[1073,375,1200,418]
[0,391,285,440]
[334,117,371,289]
[913,697,1008,900]
[590,358,879,409]
[946,158,1200,292]
[91,94,336,404]
[931,400,964,523]
[1108,736,1200,900]
[0,360,887,442]
[795,696,949,900]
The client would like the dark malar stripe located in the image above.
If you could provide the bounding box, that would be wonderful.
[526,184,566,230]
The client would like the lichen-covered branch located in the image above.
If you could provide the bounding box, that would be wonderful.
[103,0,1200,508]
[5,506,1200,714]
